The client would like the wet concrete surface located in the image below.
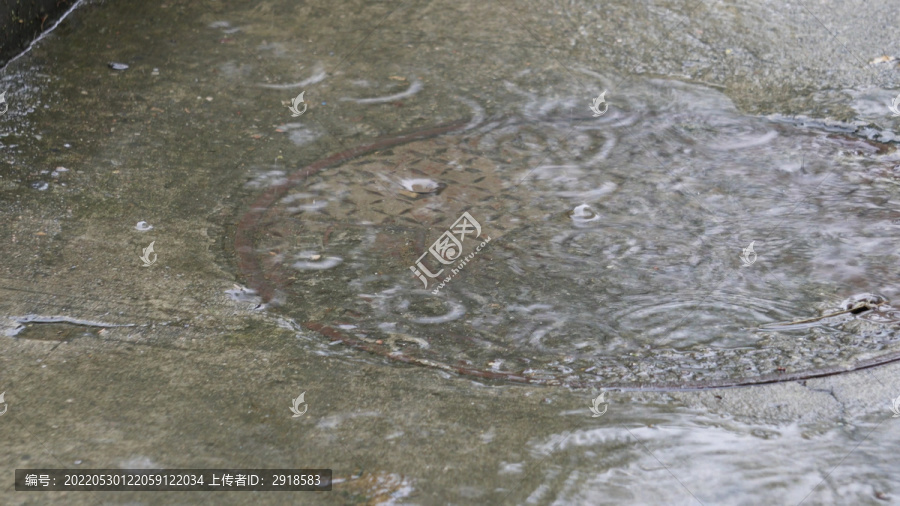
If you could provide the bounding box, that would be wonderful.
[2,0,900,504]
[0,0,79,67]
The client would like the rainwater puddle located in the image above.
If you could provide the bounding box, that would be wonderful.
[509,408,896,505]
[237,78,900,389]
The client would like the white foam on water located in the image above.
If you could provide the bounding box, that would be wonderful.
[292,255,342,271]
[340,79,423,104]
[569,204,601,225]
[399,178,441,193]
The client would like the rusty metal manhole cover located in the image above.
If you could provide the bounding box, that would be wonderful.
[235,92,900,390]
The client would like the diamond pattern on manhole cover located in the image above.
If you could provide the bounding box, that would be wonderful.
[236,110,900,390]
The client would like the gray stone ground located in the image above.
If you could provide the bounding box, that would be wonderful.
[1,0,900,504]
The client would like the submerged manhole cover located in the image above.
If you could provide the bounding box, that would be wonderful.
[236,82,900,389]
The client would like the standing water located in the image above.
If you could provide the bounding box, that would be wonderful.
[238,77,900,389]
[1,0,900,504]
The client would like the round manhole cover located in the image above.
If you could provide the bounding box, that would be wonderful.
[236,84,900,390]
